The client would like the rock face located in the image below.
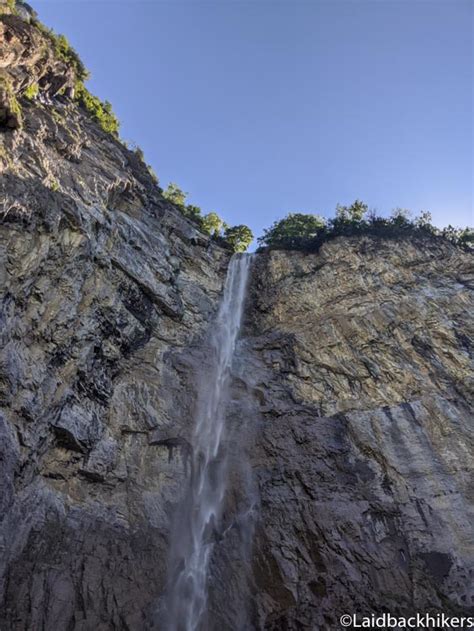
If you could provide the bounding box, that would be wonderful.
[0,11,75,129]
[0,14,230,629]
[236,243,474,629]
[1,10,473,631]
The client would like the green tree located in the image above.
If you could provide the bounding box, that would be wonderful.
[202,212,224,236]
[390,208,412,227]
[224,225,254,252]
[75,83,119,136]
[335,199,369,222]
[184,204,202,221]
[458,227,474,249]
[258,201,471,253]
[163,183,187,209]
[415,210,433,227]
[258,213,326,249]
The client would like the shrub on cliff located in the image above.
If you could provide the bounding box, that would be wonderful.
[162,183,253,251]
[163,182,187,208]
[74,83,119,136]
[258,202,473,252]
[335,199,369,223]
[201,212,224,237]
[29,18,119,136]
[0,75,23,129]
[259,213,327,249]
[31,21,89,82]
[23,82,39,100]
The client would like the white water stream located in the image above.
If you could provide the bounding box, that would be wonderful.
[164,253,253,631]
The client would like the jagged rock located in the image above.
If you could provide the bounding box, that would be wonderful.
[0,13,75,101]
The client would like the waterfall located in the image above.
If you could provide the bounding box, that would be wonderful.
[164,253,253,631]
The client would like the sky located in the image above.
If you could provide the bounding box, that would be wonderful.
[33,0,473,243]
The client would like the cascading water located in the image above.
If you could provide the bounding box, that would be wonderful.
[164,253,253,631]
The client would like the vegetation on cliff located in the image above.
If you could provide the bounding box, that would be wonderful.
[16,3,120,136]
[163,183,253,252]
[0,74,22,128]
[258,201,473,252]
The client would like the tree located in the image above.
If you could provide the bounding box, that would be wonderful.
[202,212,224,236]
[224,225,254,252]
[183,204,202,221]
[390,208,412,227]
[415,210,433,227]
[441,225,474,248]
[257,201,471,253]
[335,199,369,222]
[163,183,187,209]
[258,213,326,249]
[458,227,474,249]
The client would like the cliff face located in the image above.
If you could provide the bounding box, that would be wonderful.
[238,242,474,629]
[0,13,230,630]
[1,10,473,631]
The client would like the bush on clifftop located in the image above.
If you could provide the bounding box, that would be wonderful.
[258,201,473,252]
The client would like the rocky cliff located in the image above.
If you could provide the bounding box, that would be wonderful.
[0,11,231,630]
[239,242,473,629]
[1,8,473,631]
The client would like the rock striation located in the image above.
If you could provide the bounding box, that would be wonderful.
[0,13,231,629]
[1,8,473,631]
[237,242,474,629]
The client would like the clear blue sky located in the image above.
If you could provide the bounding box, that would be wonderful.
[34,0,473,241]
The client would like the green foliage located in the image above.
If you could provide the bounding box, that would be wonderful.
[32,20,89,82]
[128,144,159,185]
[8,93,21,117]
[54,34,89,82]
[162,182,252,251]
[75,82,119,136]
[390,207,412,227]
[163,184,206,227]
[202,211,224,237]
[133,145,145,161]
[440,226,474,248]
[0,0,16,14]
[258,213,326,249]
[224,224,254,253]
[146,164,159,185]
[414,210,434,228]
[30,17,121,137]
[0,75,22,127]
[335,199,368,222]
[458,228,474,248]
[163,182,187,208]
[24,83,39,100]
[258,201,473,253]
[184,204,202,221]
